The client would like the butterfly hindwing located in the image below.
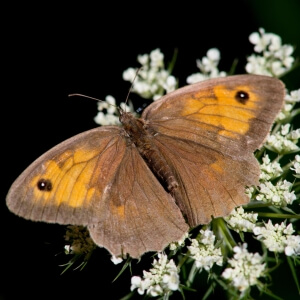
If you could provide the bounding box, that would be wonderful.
[88,145,188,258]
[152,134,259,226]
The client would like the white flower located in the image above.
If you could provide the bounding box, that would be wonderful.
[277,89,300,120]
[245,186,255,199]
[221,243,266,292]
[285,235,300,256]
[130,253,180,297]
[225,207,258,233]
[94,112,119,126]
[137,53,149,66]
[291,154,300,175]
[94,95,133,126]
[149,48,164,68]
[246,55,270,75]
[266,124,300,154]
[122,67,137,82]
[123,48,176,101]
[188,229,223,271]
[169,232,189,251]
[253,220,295,253]
[285,89,300,102]
[186,48,226,84]
[256,179,296,207]
[248,28,276,53]
[246,28,295,76]
[163,75,177,94]
[186,73,207,84]
[198,48,221,73]
[259,154,283,181]
[111,256,123,265]
[275,44,295,68]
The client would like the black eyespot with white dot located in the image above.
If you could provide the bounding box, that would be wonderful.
[235,90,249,104]
[37,178,53,191]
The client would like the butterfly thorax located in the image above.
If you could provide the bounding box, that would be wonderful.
[119,111,146,141]
[120,110,179,192]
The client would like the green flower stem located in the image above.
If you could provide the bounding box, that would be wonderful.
[185,261,199,288]
[244,201,274,209]
[292,181,300,193]
[255,147,267,160]
[177,252,190,269]
[167,48,178,75]
[281,159,296,173]
[287,256,300,294]
[212,218,236,253]
[271,122,282,135]
[257,212,300,219]
[291,107,300,119]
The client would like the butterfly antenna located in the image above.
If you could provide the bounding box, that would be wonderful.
[123,67,142,111]
[69,67,141,113]
[68,93,118,109]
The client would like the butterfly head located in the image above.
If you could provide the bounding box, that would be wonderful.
[119,108,134,125]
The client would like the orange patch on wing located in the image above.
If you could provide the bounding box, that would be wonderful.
[86,187,96,202]
[112,204,125,219]
[73,148,100,163]
[56,150,73,164]
[30,149,101,208]
[210,159,225,174]
[182,85,258,136]
[68,159,97,207]
[30,159,68,202]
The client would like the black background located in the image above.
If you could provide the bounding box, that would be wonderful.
[2,1,300,299]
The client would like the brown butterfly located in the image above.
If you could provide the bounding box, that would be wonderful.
[6,75,285,258]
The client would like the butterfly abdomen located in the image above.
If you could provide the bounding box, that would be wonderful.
[139,139,179,192]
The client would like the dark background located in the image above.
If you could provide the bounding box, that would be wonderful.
[2,1,300,299]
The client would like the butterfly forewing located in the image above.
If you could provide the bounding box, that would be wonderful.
[143,75,285,156]
[6,127,125,225]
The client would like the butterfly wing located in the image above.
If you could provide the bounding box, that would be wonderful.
[142,75,285,227]
[6,126,188,258]
[150,134,259,226]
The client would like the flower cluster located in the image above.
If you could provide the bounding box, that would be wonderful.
[291,154,300,177]
[94,95,134,126]
[221,243,266,293]
[256,179,296,207]
[186,48,226,84]
[259,154,283,181]
[246,28,295,76]
[253,220,299,256]
[169,232,189,251]
[187,229,223,271]
[123,48,177,100]
[225,207,258,233]
[266,124,300,154]
[277,88,300,121]
[285,235,300,256]
[130,253,180,297]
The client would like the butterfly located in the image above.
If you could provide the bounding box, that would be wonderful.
[6,74,285,258]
